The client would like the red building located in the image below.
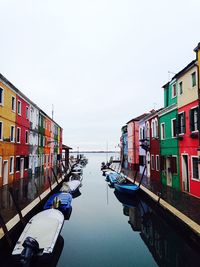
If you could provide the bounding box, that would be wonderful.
[15,94,30,180]
[175,60,199,197]
[146,110,162,181]
[127,114,147,171]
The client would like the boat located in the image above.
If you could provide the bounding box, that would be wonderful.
[106,172,120,185]
[60,180,81,194]
[114,190,139,207]
[43,192,72,211]
[12,209,64,266]
[114,183,140,195]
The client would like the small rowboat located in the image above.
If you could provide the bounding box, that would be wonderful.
[12,209,64,266]
[60,180,81,194]
[114,183,140,195]
[44,192,72,211]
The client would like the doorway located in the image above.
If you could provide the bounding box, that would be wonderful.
[3,160,8,185]
[166,157,172,186]
[20,158,24,178]
[182,155,189,192]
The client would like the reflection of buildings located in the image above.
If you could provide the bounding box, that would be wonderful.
[119,197,200,267]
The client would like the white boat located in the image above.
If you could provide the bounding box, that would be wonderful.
[12,209,64,264]
[60,180,81,193]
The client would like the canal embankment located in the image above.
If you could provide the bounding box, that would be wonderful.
[109,162,200,246]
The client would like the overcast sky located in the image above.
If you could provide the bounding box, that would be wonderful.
[0,0,199,151]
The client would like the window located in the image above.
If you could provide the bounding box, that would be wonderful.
[190,107,198,132]
[178,112,186,134]
[192,157,199,179]
[155,118,158,138]
[24,157,29,169]
[161,123,165,140]
[16,157,20,172]
[171,118,177,138]
[17,100,21,115]
[172,84,176,98]
[10,126,15,142]
[9,156,14,174]
[139,127,144,140]
[0,121,3,140]
[156,155,160,171]
[179,81,183,95]
[171,156,177,174]
[139,155,146,166]
[0,87,4,105]
[151,155,155,170]
[0,157,2,177]
[26,107,29,119]
[146,122,150,139]
[16,127,21,143]
[25,130,29,144]
[191,72,197,87]
[11,96,16,112]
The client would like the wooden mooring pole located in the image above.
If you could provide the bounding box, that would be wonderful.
[51,167,59,184]
[0,212,12,247]
[8,187,25,226]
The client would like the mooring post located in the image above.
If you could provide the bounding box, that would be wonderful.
[51,167,59,184]
[34,182,42,203]
[8,187,25,226]
[0,212,12,247]
[48,176,52,191]
[157,192,161,203]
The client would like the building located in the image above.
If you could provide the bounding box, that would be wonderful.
[127,114,147,171]
[121,125,128,169]
[159,80,180,190]
[175,60,199,196]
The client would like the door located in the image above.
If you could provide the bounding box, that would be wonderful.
[3,160,8,185]
[20,158,24,178]
[166,157,172,186]
[182,155,189,192]
[146,152,150,178]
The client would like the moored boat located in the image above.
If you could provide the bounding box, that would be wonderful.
[60,180,81,194]
[12,209,64,266]
[43,192,72,211]
[114,183,140,195]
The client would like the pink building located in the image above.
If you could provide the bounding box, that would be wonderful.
[127,114,147,171]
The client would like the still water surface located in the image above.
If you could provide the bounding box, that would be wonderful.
[57,153,200,267]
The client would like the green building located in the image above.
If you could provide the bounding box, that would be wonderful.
[158,79,180,190]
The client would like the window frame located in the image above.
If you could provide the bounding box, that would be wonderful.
[17,100,22,115]
[16,127,21,143]
[10,125,15,142]
[151,154,155,170]
[156,155,160,171]
[0,87,4,105]
[179,81,183,95]
[191,156,199,180]
[11,96,16,112]
[0,121,3,141]
[25,130,29,144]
[171,118,177,138]
[9,156,14,174]
[0,156,2,177]
[172,83,177,98]
[160,123,165,140]
[191,71,197,87]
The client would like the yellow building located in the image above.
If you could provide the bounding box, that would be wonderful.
[0,75,16,185]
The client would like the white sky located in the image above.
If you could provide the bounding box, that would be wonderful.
[0,0,199,151]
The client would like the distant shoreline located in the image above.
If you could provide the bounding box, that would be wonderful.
[70,151,120,153]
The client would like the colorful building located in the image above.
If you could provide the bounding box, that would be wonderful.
[159,80,180,190]
[0,73,63,186]
[0,75,16,185]
[127,114,147,171]
[120,125,128,169]
[176,60,199,196]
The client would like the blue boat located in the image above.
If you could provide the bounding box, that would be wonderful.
[114,183,140,195]
[106,172,120,185]
[44,192,72,211]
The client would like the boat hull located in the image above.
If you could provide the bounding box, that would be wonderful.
[114,183,139,195]
[44,192,72,211]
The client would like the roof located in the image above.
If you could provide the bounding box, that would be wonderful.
[62,144,72,150]
[127,113,148,124]
[194,42,200,52]
[162,59,196,88]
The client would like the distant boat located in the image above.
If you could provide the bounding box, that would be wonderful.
[44,192,72,211]
[60,180,81,194]
[114,183,140,195]
[12,209,64,266]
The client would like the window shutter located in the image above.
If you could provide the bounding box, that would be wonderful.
[197,107,200,132]
[160,156,164,170]
[176,114,180,135]
[189,109,194,132]
[171,157,177,174]
[183,112,186,133]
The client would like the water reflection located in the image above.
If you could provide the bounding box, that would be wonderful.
[114,191,200,267]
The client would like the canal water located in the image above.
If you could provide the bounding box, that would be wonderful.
[2,153,200,266]
[56,153,200,267]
